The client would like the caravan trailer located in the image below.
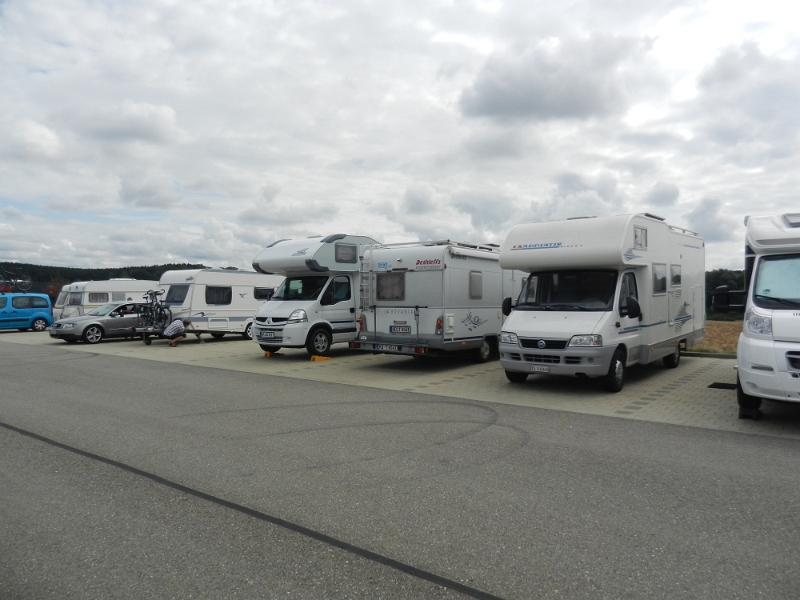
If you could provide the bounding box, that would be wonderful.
[498,214,705,392]
[735,213,800,419]
[53,279,159,320]
[251,234,378,355]
[349,241,523,361]
[159,269,284,339]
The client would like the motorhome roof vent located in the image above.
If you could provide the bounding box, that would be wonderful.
[643,213,665,221]
[783,213,800,228]
[566,215,597,220]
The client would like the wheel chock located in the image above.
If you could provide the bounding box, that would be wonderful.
[263,351,283,357]
[310,355,331,361]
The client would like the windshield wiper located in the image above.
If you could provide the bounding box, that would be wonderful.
[755,294,800,308]
[516,302,550,310]
[546,303,589,311]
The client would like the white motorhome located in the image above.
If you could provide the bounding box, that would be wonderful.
[735,213,800,419]
[251,234,378,355]
[160,269,284,339]
[53,279,159,320]
[498,213,705,392]
[349,241,523,361]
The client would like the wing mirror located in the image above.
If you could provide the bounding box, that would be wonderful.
[626,296,642,320]
[502,297,513,316]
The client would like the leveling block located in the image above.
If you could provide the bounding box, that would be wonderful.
[263,351,283,358]
[310,355,332,362]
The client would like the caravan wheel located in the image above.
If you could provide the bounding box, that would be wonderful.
[242,323,253,339]
[472,339,495,363]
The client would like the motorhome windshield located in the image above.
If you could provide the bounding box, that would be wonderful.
[517,270,617,311]
[753,255,800,309]
[55,292,68,307]
[271,276,329,301]
[87,304,117,316]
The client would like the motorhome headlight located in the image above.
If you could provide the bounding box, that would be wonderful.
[569,334,602,347]
[287,309,308,324]
[744,308,772,335]
[500,331,518,344]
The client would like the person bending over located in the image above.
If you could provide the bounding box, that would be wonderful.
[163,318,192,347]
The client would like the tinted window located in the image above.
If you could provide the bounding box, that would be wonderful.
[0,298,6,309]
[322,276,351,304]
[206,286,232,305]
[376,272,405,301]
[520,270,617,311]
[68,293,82,305]
[670,265,681,286]
[469,271,482,299]
[619,273,638,316]
[89,293,109,303]
[32,297,49,308]
[335,243,358,263]
[634,226,648,249]
[165,285,189,305]
[12,296,33,309]
[652,264,667,294]
[254,287,274,300]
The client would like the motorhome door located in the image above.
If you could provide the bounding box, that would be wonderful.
[320,275,357,342]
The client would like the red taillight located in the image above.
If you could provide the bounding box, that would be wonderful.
[349,342,360,349]
[436,317,442,333]
[413,347,427,354]
[358,315,364,331]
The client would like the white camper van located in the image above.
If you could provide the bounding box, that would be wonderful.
[349,241,523,361]
[159,269,284,339]
[251,234,378,355]
[498,214,705,392]
[735,213,800,419]
[53,279,160,320]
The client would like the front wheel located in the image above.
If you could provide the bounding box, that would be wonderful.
[505,370,528,383]
[83,325,104,344]
[306,328,332,356]
[242,322,253,339]
[603,348,626,393]
[737,375,761,419]
[31,318,49,332]
[663,344,680,368]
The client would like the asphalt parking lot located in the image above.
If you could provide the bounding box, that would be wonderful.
[3,331,800,599]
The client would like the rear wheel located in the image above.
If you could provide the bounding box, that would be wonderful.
[472,338,495,363]
[83,325,103,344]
[603,348,626,392]
[260,344,281,352]
[663,344,680,368]
[31,318,48,332]
[505,370,528,383]
[306,328,332,356]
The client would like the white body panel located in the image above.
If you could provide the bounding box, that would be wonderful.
[53,279,159,320]
[737,213,800,403]
[160,269,284,337]
[352,242,524,356]
[499,214,705,380]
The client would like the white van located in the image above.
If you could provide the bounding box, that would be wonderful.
[160,269,284,339]
[53,279,159,320]
[735,213,800,419]
[349,240,523,361]
[498,213,705,392]
[251,234,378,355]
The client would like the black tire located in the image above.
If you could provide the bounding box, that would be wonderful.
[242,322,253,339]
[737,375,761,414]
[83,325,104,344]
[603,348,626,393]
[143,335,152,345]
[472,338,495,363]
[663,344,680,369]
[306,328,332,356]
[210,332,225,339]
[31,318,48,332]
[505,370,528,383]
[260,344,281,352]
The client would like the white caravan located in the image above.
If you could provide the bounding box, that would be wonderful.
[498,213,705,392]
[734,213,800,419]
[53,279,159,320]
[251,234,378,355]
[160,269,284,339]
[349,241,523,361]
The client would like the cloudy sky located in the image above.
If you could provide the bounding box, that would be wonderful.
[1,0,798,270]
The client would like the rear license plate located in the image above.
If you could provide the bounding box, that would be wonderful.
[389,326,411,333]
[530,366,550,373]
[375,344,400,351]
[259,332,275,339]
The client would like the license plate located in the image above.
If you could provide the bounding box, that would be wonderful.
[375,344,400,351]
[530,365,550,373]
[389,326,411,333]
[259,332,275,339]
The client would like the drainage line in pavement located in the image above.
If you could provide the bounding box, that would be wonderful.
[0,420,506,600]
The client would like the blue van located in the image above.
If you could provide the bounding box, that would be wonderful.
[0,293,54,332]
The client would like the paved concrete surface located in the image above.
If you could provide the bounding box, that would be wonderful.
[5,330,800,439]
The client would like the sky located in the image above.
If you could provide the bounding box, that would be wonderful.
[1,0,798,270]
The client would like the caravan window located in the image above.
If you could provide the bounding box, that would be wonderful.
[55,292,68,307]
[670,265,682,286]
[335,243,358,264]
[165,285,189,305]
[376,272,405,301]
[634,226,648,249]
[652,264,667,294]
[254,287,275,301]
[272,276,328,301]
[112,292,127,302]
[206,286,232,305]
[469,271,483,299]
[88,293,109,304]
[68,293,82,305]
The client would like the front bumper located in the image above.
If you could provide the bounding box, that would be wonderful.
[737,334,800,403]
[499,342,616,378]
[252,322,310,348]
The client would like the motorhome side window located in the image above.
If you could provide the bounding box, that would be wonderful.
[254,287,274,300]
[89,293,108,303]
[376,272,405,301]
[634,226,648,249]
[670,265,681,286]
[469,271,483,299]
[165,285,189,305]
[335,243,358,264]
[68,293,82,305]
[652,264,667,294]
[619,273,638,316]
[206,286,232,305]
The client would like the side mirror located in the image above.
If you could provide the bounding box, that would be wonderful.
[626,296,642,320]
[711,285,730,310]
[502,297,513,316]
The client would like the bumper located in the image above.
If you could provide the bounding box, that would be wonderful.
[252,322,310,348]
[49,328,79,340]
[352,333,483,355]
[499,342,616,378]
[737,334,800,403]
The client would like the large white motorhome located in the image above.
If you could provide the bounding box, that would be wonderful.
[498,213,705,392]
[53,279,159,320]
[734,213,800,419]
[349,241,523,361]
[159,269,284,339]
[251,234,378,355]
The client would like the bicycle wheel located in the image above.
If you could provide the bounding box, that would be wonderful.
[16,273,32,291]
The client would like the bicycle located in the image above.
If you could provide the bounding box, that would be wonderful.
[0,265,33,293]
[139,289,172,329]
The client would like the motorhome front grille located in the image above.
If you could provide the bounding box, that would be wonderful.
[787,352,800,371]
[523,354,561,364]
[519,338,568,350]
[256,317,267,323]
[564,356,581,365]
[255,317,287,324]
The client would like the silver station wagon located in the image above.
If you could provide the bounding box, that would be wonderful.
[49,301,147,344]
